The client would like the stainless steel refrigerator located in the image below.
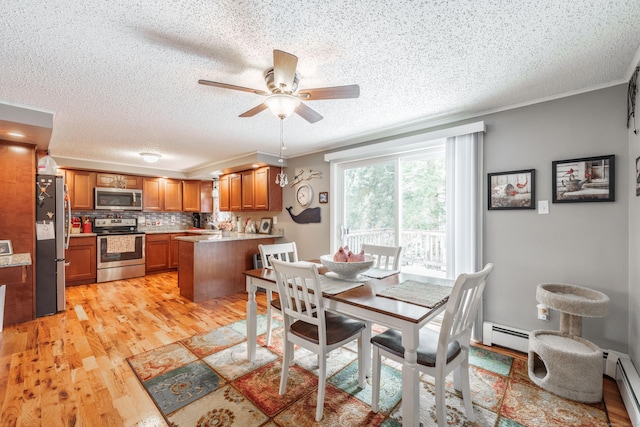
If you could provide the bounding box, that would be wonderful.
[35,174,70,317]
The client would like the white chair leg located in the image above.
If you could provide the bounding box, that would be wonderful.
[435,370,447,427]
[279,336,292,395]
[316,352,327,421]
[371,346,381,413]
[357,336,366,388]
[265,290,273,346]
[459,359,475,422]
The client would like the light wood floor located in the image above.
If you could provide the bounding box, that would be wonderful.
[0,272,632,426]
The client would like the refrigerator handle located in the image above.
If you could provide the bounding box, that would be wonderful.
[64,183,71,250]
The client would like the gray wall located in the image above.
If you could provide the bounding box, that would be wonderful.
[629,96,640,362]
[285,84,631,354]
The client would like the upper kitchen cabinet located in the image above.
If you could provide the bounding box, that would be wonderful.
[229,174,242,211]
[96,173,142,189]
[143,177,182,212]
[182,180,201,212]
[241,170,255,210]
[254,167,282,211]
[65,169,96,211]
[218,167,282,212]
[218,175,230,212]
[200,181,213,213]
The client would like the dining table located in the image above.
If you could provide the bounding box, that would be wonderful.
[243,261,454,427]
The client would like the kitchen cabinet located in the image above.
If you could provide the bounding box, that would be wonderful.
[143,178,182,212]
[254,167,282,211]
[66,169,96,210]
[145,233,170,272]
[65,236,97,285]
[146,233,183,272]
[229,174,242,211]
[219,175,230,212]
[218,167,282,212]
[170,233,186,268]
[96,173,142,189]
[201,181,213,213]
[241,170,255,210]
[182,180,201,212]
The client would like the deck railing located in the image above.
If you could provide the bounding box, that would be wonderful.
[344,228,446,272]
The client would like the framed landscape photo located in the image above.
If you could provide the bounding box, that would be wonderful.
[488,169,535,210]
[258,217,272,234]
[552,155,615,203]
[0,240,13,256]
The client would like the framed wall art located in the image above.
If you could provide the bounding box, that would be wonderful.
[636,155,640,197]
[319,191,328,203]
[552,155,615,203]
[258,217,273,234]
[0,240,13,256]
[488,169,535,210]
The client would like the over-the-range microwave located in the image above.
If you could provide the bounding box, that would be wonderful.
[94,187,143,211]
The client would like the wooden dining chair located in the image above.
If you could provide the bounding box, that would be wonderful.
[370,263,494,426]
[270,259,367,422]
[361,243,402,270]
[258,242,298,345]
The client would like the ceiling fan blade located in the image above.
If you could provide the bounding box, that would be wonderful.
[273,50,298,91]
[239,103,268,117]
[298,84,360,100]
[198,80,268,96]
[295,102,323,123]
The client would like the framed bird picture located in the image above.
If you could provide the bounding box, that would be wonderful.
[488,169,536,210]
[552,155,615,203]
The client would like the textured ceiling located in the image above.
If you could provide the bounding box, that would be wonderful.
[1,1,639,178]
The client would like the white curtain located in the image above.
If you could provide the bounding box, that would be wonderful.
[445,132,484,339]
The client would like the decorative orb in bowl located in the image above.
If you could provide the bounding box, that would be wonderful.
[320,254,375,279]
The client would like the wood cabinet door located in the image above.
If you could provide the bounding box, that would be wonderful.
[182,180,201,212]
[219,175,230,212]
[143,178,163,211]
[164,179,183,212]
[229,174,242,211]
[200,181,213,213]
[145,234,170,271]
[66,170,95,210]
[65,237,96,284]
[96,173,142,189]
[254,167,269,210]
[170,233,186,268]
[241,170,255,210]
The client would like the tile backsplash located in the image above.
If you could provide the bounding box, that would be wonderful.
[72,211,213,231]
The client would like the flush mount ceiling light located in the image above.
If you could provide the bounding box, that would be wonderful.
[264,93,301,119]
[140,152,161,163]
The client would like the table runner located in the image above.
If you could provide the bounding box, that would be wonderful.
[377,280,451,308]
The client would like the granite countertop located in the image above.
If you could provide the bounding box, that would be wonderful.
[0,253,32,268]
[70,232,97,237]
[175,231,283,243]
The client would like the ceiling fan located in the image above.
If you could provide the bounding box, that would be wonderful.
[198,50,360,123]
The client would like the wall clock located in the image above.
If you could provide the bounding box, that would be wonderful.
[296,184,313,208]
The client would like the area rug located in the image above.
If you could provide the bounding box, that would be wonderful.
[127,315,612,426]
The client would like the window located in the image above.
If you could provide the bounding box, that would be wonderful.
[326,122,484,280]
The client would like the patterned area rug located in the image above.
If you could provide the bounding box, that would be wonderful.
[127,315,612,426]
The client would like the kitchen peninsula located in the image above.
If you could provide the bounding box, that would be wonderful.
[176,232,282,301]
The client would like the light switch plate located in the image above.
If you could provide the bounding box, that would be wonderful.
[538,200,549,215]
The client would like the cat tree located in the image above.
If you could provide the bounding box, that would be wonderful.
[528,283,609,403]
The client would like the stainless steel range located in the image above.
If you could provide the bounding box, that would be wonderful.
[94,218,145,283]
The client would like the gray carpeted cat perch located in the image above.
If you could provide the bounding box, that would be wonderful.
[528,283,609,403]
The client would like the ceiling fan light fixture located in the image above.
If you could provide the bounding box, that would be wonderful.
[264,94,300,119]
[140,152,161,163]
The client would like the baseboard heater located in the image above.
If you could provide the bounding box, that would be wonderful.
[482,322,640,426]
[482,322,530,353]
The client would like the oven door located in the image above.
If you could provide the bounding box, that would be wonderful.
[97,234,145,268]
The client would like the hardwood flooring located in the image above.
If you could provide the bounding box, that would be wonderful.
[0,272,632,426]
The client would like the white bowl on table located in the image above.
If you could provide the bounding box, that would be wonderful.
[320,254,375,279]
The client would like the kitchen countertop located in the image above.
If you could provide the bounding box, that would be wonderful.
[0,253,32,268]
[70,233,97,237]
[175,231,283,243]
